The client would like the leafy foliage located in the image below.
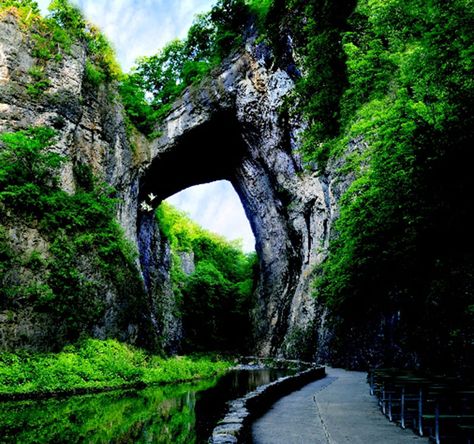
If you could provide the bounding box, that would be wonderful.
[286,0,474,370]
[47,0,121,82]
[0,127,144,344]
[0,127,62,190]
[0,338,231,396]
[0,376,222,443]
[156,202,257,353]
[0,380,216,443]
[0,0,38,13]
[5,0,471,373]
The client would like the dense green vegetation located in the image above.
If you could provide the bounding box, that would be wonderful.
[157,202,257,353]
[119,0,273,136]
[0,338,230,396]
[135,0,472,370]
[0,127,146,346]
[2,0,472,374]
[274,0,474,370]
[1,0,258,360]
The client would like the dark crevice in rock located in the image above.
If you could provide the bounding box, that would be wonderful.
[139,113,246,203]
[304,203,314,265]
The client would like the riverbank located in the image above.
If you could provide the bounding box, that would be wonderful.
[0,367,293,443]
[0,339,232,400]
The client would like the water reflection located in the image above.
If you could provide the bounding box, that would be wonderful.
[0,369,289,443]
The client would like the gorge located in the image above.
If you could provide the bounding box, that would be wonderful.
[0,1,338,361]
[1,0,473,375]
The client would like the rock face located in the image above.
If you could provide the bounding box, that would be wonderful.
[136,36,350,357]
[0,13,150,350]
[0,13,352,357]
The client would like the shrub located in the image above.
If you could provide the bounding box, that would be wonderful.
[0,339,232,396]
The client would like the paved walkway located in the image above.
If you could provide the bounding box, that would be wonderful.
[252,367,428,444]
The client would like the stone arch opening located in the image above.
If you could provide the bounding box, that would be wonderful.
[136,111,306,356]
[155,178,257,353]
[138,112,247,204]
[134,56,324,357]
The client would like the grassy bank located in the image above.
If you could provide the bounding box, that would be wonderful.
[0,339,232,399]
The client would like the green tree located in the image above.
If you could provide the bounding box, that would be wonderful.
[156,202,257,352]
[48,0,85,36]
[0,127,61,189]
[0,0,40,14]
[307,0,474,370]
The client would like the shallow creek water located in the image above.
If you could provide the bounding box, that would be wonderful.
[0,368,291,443]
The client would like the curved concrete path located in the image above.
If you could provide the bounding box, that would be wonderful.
[252,367,428,444]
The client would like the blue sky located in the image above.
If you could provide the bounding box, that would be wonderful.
[36,0,255,252]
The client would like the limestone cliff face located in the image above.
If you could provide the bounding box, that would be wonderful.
[0,13,142,238]
[0,13,354,358]
[0,13,150,350]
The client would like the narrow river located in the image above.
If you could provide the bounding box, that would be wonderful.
[0,368,290,443]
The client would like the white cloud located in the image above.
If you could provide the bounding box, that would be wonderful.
[35,0,50,15]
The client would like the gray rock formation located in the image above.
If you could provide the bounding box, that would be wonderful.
[136,37,348,357]
[0,12,353,357]
[0,12,149,350]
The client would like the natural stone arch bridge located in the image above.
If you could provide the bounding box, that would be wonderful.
[134,49,332,356]
[0,13,347,356]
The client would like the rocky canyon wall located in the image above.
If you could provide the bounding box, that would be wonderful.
[0,12,354,358]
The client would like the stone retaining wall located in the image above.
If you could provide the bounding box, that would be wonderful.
[210,365,326,443]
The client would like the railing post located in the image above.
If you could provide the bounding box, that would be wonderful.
[435,402,440,444]
[401,386,406,429]
[418,387,424,436]
[382,383,386,414]
[388,392,393,421]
